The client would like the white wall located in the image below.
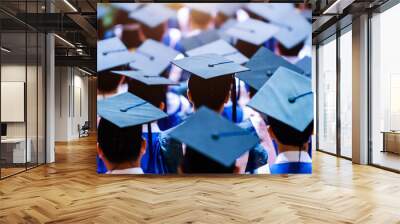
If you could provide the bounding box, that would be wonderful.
[1,64,46,164]
[1,65,36,138]
[54,67,89,141]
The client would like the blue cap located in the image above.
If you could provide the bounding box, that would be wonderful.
[247,67,313,132]
[295,56,312,78]
[218,18,238,43]
[301,9,312,21]
[225,18,279,46]
[186,39,249,65]
[216,3,243,17]
[273,11,311,49]
[169,106,259,167]
[236,47,304,90]
[246,3,295,23]
[112,70,178,86]
[97,92,167,128]
[180,29,221,52]
[129,4,175,28]
[97,37,136,72]
[110,3,141,12]
[172,53,249,79]
[128,39,179,76]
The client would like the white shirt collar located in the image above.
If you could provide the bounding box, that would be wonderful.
[106,167,144,174]
[275,151,312,164]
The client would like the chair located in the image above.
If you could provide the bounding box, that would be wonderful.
[78,121,90,138]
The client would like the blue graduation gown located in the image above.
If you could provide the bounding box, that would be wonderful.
[141,132,168,174]
[222,105,244,123]
[238,119,268,173]
[270,162,312,174]
[97,155,108,174]
[158,100,184,131]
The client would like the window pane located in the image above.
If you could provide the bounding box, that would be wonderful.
[371,3,400,171]
[318,37,337,154]
[340,29,352,158]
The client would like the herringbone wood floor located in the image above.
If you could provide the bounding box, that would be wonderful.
[0,135,400,223]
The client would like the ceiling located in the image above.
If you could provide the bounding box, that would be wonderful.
[0,0,97,72]
[312,0,391,44]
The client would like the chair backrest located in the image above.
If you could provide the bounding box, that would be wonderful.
[82,121,90,129]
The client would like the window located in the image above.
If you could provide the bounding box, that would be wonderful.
[317,37,337,154]
[339,28,352,158]
[370,3,400,171]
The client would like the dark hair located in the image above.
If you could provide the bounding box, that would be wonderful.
[267,116,313,146]
[140,23,166,42]
[98,118,143,164]
[97,71,122,94]
[277,41,305,57]
[235,40,259,58]
[127,78,167,108]
[121,23,144,48]
[182,147,235,173]
[188,75,233,111]
[248,86,257,98]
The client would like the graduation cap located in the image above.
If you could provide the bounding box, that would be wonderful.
[295,56,311,78]
[273,12,311,49]
[169,106,259,167]
[129,39,180,76]
[236,47,304,90]
[245,3,295,24]
[111,70,178,86]
[110,3,142,13]
[225,18,279,46]
[97,92,167,128]
[97,37,136,72]
[301,9,312,22]
[129,4,175,28]
[216,3,243,17]
[172,53,249,79]
[180,29,220,52]
[172,53,248,123]
[218,18,238,43]
[247,67,313,132]
[186,39,249,65]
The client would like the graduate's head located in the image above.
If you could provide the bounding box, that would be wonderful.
[120,23,145,49]
[187,75,233,112]
[140,23,167,42]
[276,41,304,57]
[189,9,213,30]
[248,86,257,99]
[128,78,166,110]
[214,12,229,28]
[97,118,146,169]
[182,146,238,174]
[235,40,259,58]
[97,70,124,95]
[267,116,313,147]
